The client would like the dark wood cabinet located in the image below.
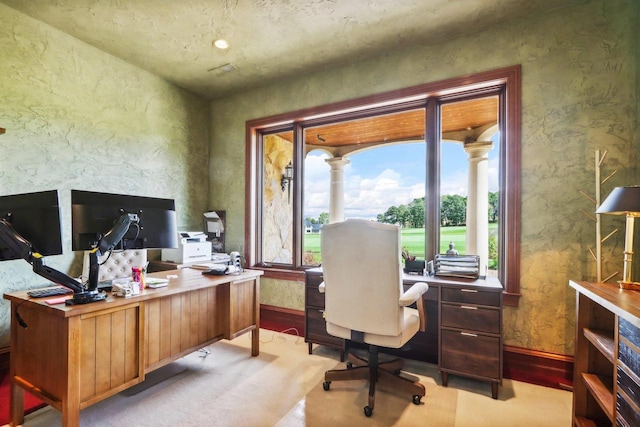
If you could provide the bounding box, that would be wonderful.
[305,270,346,358]
[439,284,503,399]
[570,280,640,427]
[305,267,503,397]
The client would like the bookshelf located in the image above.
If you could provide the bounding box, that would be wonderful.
[570,280,640,426]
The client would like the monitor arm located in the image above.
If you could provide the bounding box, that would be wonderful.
[87,211,140,292]
[0,218,84,293]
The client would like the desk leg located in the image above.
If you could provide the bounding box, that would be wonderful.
[63,315,82,427]
[61,402,81,427]
[9,379,24,427]
[252,277,260,357]
[441,371,449,387]
[252,327,259,356]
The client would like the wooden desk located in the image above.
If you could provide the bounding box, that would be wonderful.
[305,268,503,398]
[4,268,262,427]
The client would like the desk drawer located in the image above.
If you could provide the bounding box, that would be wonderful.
[306,285,325,308]
[441,329,500,379]
[441,287,500,307]
[441,303,500,334]
[306,306,344,347]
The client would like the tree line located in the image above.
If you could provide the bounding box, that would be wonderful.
[305,193,498,229]
[376,193,498,228]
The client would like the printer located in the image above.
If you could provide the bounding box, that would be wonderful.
[161,231,212,264]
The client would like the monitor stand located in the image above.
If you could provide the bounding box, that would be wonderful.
[65,290,107,305]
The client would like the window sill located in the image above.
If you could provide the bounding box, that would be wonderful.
[503,291,520,307]
[250,265,308,282]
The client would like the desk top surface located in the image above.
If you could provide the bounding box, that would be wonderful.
[3,268,263,317]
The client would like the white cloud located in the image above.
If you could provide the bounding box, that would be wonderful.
[302,148,498,220]
[441,156,499,196]
[441,170,468,196]
[304,156,422,219]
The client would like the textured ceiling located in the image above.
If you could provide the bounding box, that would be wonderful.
[2,0,583,100]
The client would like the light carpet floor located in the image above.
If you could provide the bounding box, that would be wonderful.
[13,329,572,426]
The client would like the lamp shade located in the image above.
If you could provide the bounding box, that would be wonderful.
[596,186,640,215]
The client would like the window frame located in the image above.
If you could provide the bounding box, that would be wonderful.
[245,65,521,305]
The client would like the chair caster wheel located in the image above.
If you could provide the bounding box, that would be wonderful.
[323,381,331,391]
[364,406,373,417]
[346,361,353,369]
[412,394,422,405]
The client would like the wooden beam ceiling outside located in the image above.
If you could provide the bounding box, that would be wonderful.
[277,96,498,154]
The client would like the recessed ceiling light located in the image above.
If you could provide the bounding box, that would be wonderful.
[214,39,229,49]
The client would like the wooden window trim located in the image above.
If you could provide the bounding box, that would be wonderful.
[245,65,521,306]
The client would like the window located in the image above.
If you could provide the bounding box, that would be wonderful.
[246,66,521,305]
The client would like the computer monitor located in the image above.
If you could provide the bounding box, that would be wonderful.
[0,190,63,261]
[71,190,178,251]
[71,190,178,298]
[0,190,84,294]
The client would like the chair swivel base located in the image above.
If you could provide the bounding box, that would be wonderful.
[322,347,425,417]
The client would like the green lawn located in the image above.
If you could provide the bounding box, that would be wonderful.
[303,224,497,264]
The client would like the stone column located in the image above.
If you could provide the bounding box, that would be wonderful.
[464,141,493,276]
[325,157,350,223]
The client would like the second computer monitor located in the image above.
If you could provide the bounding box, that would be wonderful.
[71,190,178,252]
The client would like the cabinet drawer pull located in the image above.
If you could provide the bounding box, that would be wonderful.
[460,305,477,310]
[461,332,478,337]
[460,289,478,293]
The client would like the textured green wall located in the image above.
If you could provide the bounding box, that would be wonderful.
[0,5,210,347]
[210,0,638,355]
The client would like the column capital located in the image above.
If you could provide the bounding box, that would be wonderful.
[325,157,350,168]
[463,140,493,158]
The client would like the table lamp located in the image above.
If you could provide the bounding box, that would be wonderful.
[596,186,640,290]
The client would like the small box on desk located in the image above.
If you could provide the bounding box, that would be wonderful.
[404,259,425,274]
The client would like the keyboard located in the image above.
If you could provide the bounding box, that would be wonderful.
[27,286,73,298]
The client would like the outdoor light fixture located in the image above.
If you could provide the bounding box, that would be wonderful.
[281,161,293,203]
[596,185,640,290]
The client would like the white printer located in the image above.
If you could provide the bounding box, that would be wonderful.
[161,231,212,264]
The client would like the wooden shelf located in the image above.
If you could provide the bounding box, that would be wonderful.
[581,373,614,422]
[572,280,640,427]
[584,328,615,363]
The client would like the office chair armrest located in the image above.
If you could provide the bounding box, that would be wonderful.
[318,281,325,293]
[400,282,428,332]
[399,282,428,306]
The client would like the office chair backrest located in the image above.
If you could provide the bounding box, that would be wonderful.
[321,219,404,337]
[82,249,147,282]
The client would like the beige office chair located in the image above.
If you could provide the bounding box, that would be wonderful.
[319,219,428,417]
[81,249,147,283]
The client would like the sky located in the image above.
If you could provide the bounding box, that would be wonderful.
[303,140,499,220]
